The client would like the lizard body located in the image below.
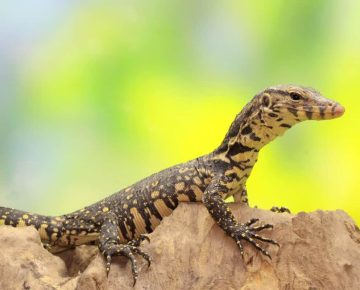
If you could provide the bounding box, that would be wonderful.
[0,85,344,284]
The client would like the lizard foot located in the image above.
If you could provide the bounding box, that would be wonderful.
[270,206,291,213]
[232,218,279,259]
[102,242,152,286]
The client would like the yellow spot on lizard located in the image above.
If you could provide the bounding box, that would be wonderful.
[51,233,58,241]
[151,191,160,199]
[175,182,185,191]
[17,219,26,227]
[193,176,202,185]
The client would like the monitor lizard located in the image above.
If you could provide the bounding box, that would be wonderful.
[0,85,345,285]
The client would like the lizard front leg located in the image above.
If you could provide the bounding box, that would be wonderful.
[98,212,151,285]
[203,176,278,258]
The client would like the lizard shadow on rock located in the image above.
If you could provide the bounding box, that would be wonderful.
[57,244,134,277]
[56,245,100,276]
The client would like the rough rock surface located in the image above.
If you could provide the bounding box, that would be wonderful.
[0,203,359,290]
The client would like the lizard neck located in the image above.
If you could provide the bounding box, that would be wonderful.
[214,99,291,167]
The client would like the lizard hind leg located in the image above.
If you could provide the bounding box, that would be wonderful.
[99,213,151,286]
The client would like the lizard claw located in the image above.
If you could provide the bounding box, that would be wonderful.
[106,255,111,276]
[130,244,152,268]
[235,239,244,259]
[232,218,278,259]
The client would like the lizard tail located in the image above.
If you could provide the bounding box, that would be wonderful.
[0,206,64,243]
[0,206,50,228]
[0,206,63,243]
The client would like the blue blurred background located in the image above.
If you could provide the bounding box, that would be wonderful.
[0,1,359,223]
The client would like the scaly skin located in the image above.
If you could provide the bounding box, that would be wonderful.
[0,85,344,285]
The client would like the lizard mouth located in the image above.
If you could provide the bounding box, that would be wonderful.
[276,103,345,120]
[298,104,345,120]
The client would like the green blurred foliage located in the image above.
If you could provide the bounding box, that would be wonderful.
[0,1,359,223]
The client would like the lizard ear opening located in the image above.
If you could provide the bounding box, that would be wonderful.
[261,94,271,108]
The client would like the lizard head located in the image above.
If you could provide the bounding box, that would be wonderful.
[216,85,345,154]
[259,85,345,126]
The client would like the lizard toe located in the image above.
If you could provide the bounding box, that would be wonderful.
[270,206,291,213]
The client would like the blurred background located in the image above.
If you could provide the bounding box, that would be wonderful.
[0,1,359,223]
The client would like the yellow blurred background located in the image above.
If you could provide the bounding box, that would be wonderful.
[0,1,359,223]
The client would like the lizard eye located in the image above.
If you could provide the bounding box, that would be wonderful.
[290,92,302,101]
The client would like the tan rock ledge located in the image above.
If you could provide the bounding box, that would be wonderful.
[0,203,359,290]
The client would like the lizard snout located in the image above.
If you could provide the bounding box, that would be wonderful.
[332,104,345,118]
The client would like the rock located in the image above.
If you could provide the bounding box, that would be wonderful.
[0,203,359,290]
[0,226,78,290]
